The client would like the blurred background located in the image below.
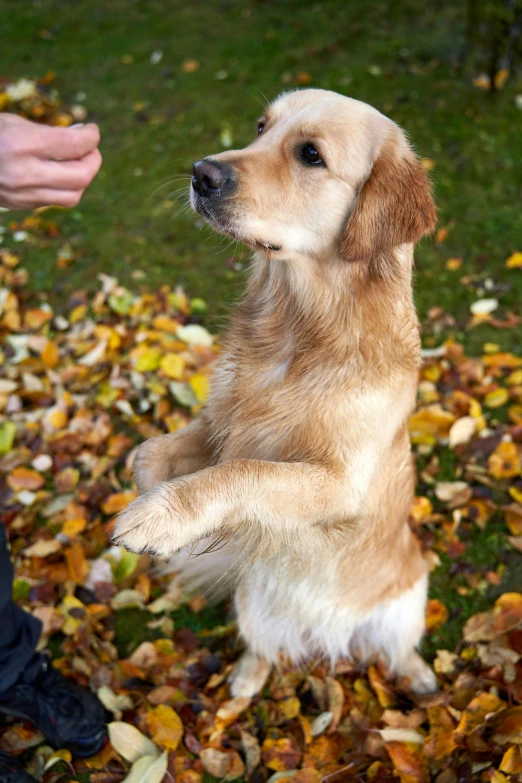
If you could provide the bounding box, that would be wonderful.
[1,0,521,352]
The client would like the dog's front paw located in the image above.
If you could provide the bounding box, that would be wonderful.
[112,481,194,556]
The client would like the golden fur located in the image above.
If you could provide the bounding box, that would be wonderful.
[113,89,438,696]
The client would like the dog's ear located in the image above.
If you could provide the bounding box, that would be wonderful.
[340,138,437,263]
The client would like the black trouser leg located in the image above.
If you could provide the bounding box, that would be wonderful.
[0,524,41,693]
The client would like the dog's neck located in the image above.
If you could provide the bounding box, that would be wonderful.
[228,246,420,373]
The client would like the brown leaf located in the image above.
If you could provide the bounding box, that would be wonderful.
[200,748,245,781]
[240,728,261,776]
[491,706,522,745]
[262,737,302,771]
[325,677,344,730]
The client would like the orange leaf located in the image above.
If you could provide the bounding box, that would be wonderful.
[492,592,522,635]
[101,490,137,515]
[7,466,45,492]
[425,599,449,632]
[491,706,522,745]
[41,339,60,368]
[385,741,428,783]
[65,542,89,584]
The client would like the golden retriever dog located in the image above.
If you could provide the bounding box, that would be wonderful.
[113,89,438,697]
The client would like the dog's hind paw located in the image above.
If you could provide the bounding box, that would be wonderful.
[398,651,437,694]
[229,651,271,698]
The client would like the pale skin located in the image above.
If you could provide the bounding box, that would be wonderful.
[0,114,101,210]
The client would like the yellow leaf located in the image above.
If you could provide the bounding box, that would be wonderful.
[160,353,184,380]
[508,405,522,425]
[70,304,87,323]
[134,347,162,372]
[494,68,509,90]
[445,258,462,271]
[488,441,521,479]
[43,749,73,772]
[262,737,302,771]
[146,704,183,750]
[507,370,522,386]
[506,251,522,269]
[94,325,121,349]
[279,696,301,719]
[408,405,455,438]
[58,595,87,635]
[505,504,522,535]
[47,408,68,429]
[62,518,87,538]
[510,487,522,504]
[420,158,435,171]
[189,372,210,403]
[410,496,433,523]
[484,388,509,408]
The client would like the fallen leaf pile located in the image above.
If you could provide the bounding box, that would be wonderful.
[0,74,87,125]
[1,111,522,783]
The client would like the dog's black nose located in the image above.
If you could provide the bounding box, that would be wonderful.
[192,159,231,197]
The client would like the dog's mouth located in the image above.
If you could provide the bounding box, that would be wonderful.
[191,190,282,253]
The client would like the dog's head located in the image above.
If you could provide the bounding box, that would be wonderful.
[190,89,436,266]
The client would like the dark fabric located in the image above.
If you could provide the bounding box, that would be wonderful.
[0,523,42,692]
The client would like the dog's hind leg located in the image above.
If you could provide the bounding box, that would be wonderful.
[353,572,437,695]
[228,649,271,698]
[384,573,437,694]
[395,648,437,694]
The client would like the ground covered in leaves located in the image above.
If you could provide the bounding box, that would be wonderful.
[1,77,522,783]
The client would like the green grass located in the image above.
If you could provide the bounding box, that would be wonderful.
[1,0,521,348]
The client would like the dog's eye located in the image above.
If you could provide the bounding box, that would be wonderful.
[301,144,323,165]
[257,122,265,135]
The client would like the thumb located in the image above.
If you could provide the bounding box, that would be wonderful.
[36,123,101,161]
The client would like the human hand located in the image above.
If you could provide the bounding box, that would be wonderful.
[0,114,102,210]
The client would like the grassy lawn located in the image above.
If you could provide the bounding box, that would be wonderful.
[1,0,521,352]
